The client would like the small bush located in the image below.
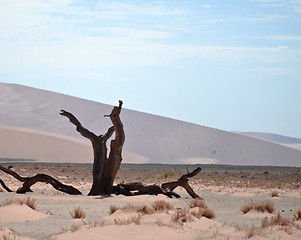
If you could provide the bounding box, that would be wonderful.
[109,204,155,215]
[159,171,176,179]
[0,197,36,210]
[191,207,215,219]
[114,215,141,225]
[137,205,155,215]
[294,209,301,221]
[241,201,275,214]
[270,213,293,227]
[188,198,207,209]
[271,191,279,197]
[151,200,174,212]
[70,207,86,219]
[172,209,193,224]
[110,205,119,214]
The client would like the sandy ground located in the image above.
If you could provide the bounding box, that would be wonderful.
[0,163,301,240]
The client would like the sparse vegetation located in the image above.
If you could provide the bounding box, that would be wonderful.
[241,201,275,214]
[109,204,155,215]
[188,198,215,219]
[70,207,86,219]
[151,200,174,212]
[114,215,142,225]
[0,197,36,210]
[188,198,207,209]
[294,209,301,221]
[271,190,279,197]
[158,171,176,179]
[172,209,193,224]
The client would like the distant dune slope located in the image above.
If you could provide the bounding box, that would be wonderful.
[1,82,301,166]
[237,132,301,144]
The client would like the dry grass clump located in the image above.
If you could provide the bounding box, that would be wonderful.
[188,198,207,209]
[158,171,176,179]
[191,207,216,219]
[70,207,86,219]
[246,225,263,239]
[0,197,36,210]
[189,198,215,219]
[261,213,297,234]
[151,200,174,212]
[241,201,275,214]
[114,215,142,225]
[172,209,193,224]
[110,204,155,215]
[271,190,279,197]
[294,209,301,221]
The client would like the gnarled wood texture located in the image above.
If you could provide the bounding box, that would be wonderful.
[0,165,82,195]
[60,100,125,196]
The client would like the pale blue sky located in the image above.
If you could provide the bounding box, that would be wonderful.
[0,0,301,138]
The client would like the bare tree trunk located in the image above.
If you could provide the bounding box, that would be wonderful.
[60,100,125,196]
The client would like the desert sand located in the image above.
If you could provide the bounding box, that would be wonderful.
[0,163,301,240]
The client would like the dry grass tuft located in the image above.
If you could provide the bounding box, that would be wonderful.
[188,198,207,209]
[294,209,301,221]
[114,215,141,225]
[70,207,86,219]
[137,205,155,215]
[109,205,119,214]
[109,204,155,215]
[191,207,216,219]
[151,200,174,212]
[261,212,297,234]
[172,209,193,224]
[158,171,176,179]
[271,191,279,197]
[241,201,275,214]
[246,225,264,238]
[0,197,36,210]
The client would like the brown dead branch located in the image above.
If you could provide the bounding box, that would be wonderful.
[0,164,82,195]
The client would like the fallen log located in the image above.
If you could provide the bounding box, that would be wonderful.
[114,167,202,199]
[0,165,82,195]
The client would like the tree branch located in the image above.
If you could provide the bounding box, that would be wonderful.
[0,164,82,195]
[60,110,99,143]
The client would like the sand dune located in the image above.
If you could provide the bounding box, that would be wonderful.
[1,82,301,166]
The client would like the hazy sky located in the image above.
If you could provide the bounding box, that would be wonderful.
[1,0,301,138]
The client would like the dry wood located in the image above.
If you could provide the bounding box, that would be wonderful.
[60,100,125,196]
[114,167,202,199]
[0,164,82,195]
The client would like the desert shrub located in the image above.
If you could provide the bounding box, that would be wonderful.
[188,198,207,209]
[246,225,264,238]
[109,204,155,215]
[159,171,176,179]
[151,200,174,212]
[262,213,295,231]
[270,213,293,227]
[294,209,301,221]
[137,205,155,215]
[114,215,141,225]
[271,191,279,197]
[241,201,275,214]
[191,207,215,219]
[70,207,86,219]
[109,205,119,214]
[172,209,193,224]
[0,197,36,210]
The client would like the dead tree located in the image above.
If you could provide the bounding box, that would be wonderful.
[0,165,81,195]
[0,100,202,198]
[60,100,125,196]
